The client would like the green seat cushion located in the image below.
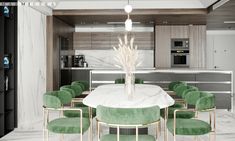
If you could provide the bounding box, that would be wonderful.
[100,134,155,141]
[160,104,195,119]
[47,117,90,134]
[167,118,211,135]
[64,107,96,118]
[71,82,86,91]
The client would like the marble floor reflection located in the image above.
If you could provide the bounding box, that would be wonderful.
[1,109,235,141]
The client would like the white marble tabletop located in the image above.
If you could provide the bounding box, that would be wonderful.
[83,84,175,109]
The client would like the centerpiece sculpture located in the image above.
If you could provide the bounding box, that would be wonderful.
[113,34,141,100]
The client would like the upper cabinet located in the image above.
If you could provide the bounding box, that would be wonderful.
[73,32,154,50]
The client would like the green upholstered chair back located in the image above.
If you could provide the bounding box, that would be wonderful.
[115,78,125,84]
[181,87,198,99]
[168,81,186,91]
[43,90,72,108]
[72,81,89,91]
[185,91,215,110]
[175,85,198,97]
[196,92,215,111]
[115,78,144,84]
[96,105,160,125]
[60,87,76,98]
[60,85,82,97]
[135,78,144,84]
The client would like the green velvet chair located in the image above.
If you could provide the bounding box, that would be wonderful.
[168,81,186,91]
[96,105,161,141]
[43,90,90,141]
[59,86,96,118]
[174,85,198,98]
[166,92,216,141]
[135,78,144,84]
[72,80,89,91]
[114,78,144,84]
[115,78,125,84]
[60,85,83,98]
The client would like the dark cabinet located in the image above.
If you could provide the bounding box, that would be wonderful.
[0,5,17,137]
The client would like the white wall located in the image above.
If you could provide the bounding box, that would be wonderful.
[18,6,46,129]
[206,30,235,95]
[206,30,235,69]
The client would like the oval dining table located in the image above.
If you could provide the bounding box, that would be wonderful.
[83,84,175,109]
[83,84,175,140]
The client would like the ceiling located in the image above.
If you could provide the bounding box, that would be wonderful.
[207,0,235,30]
[52,0,217,9]
[44,0,235,30]
[55,9,207,26]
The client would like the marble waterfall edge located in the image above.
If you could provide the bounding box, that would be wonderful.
[18,6,46,129]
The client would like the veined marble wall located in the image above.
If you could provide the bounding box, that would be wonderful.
[18,6,46,129]
[75,50,154,68]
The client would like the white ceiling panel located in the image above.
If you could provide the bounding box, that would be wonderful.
[52,0,218,10]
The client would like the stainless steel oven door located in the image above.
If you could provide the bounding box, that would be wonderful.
[171,53,190,67]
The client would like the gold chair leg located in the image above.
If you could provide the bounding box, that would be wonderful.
[156,122,159,139]
[164,107,168,141]
[89,107,93,141]
[60,134,64,141]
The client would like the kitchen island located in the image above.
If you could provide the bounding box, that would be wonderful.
[61,67,233,110]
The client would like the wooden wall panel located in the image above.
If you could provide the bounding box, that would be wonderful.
[155,26,171,68]
[73,32,91,49]
[46,16,54,91]
[155,25,206,68]
[46,16,75,90]
[131,32,154,49]
[171,26,189,38]
[189,25,206,68]
[73,32,154,50]
[53,17,75,90]
[91,32,111,49]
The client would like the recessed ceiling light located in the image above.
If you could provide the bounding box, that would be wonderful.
[224,21,235,24]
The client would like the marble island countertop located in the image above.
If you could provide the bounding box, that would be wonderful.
[61,67,233,73]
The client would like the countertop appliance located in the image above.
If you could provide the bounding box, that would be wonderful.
[73,55,88,67]
[171,38,189,50]
[171,38,190,68]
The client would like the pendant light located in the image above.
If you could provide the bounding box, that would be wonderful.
[124,0,132,31]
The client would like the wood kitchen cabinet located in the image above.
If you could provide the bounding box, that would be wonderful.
[155,26,171,68]
[155,25,206,68]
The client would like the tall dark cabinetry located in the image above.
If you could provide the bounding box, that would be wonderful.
[0,5,17,137]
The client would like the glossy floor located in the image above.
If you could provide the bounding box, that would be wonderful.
[1,109,235,141]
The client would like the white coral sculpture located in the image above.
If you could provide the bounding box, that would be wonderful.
[113,34,141,73]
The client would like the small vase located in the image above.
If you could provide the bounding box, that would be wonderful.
[125,72,135,100]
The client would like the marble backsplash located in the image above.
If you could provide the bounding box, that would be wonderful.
[18,6,46,129]
[67,50,154,68]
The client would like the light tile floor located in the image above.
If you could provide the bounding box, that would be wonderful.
[1,99,235,141]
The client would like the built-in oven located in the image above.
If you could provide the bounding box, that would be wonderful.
[171,38,189,50]
[171,50,190,67]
